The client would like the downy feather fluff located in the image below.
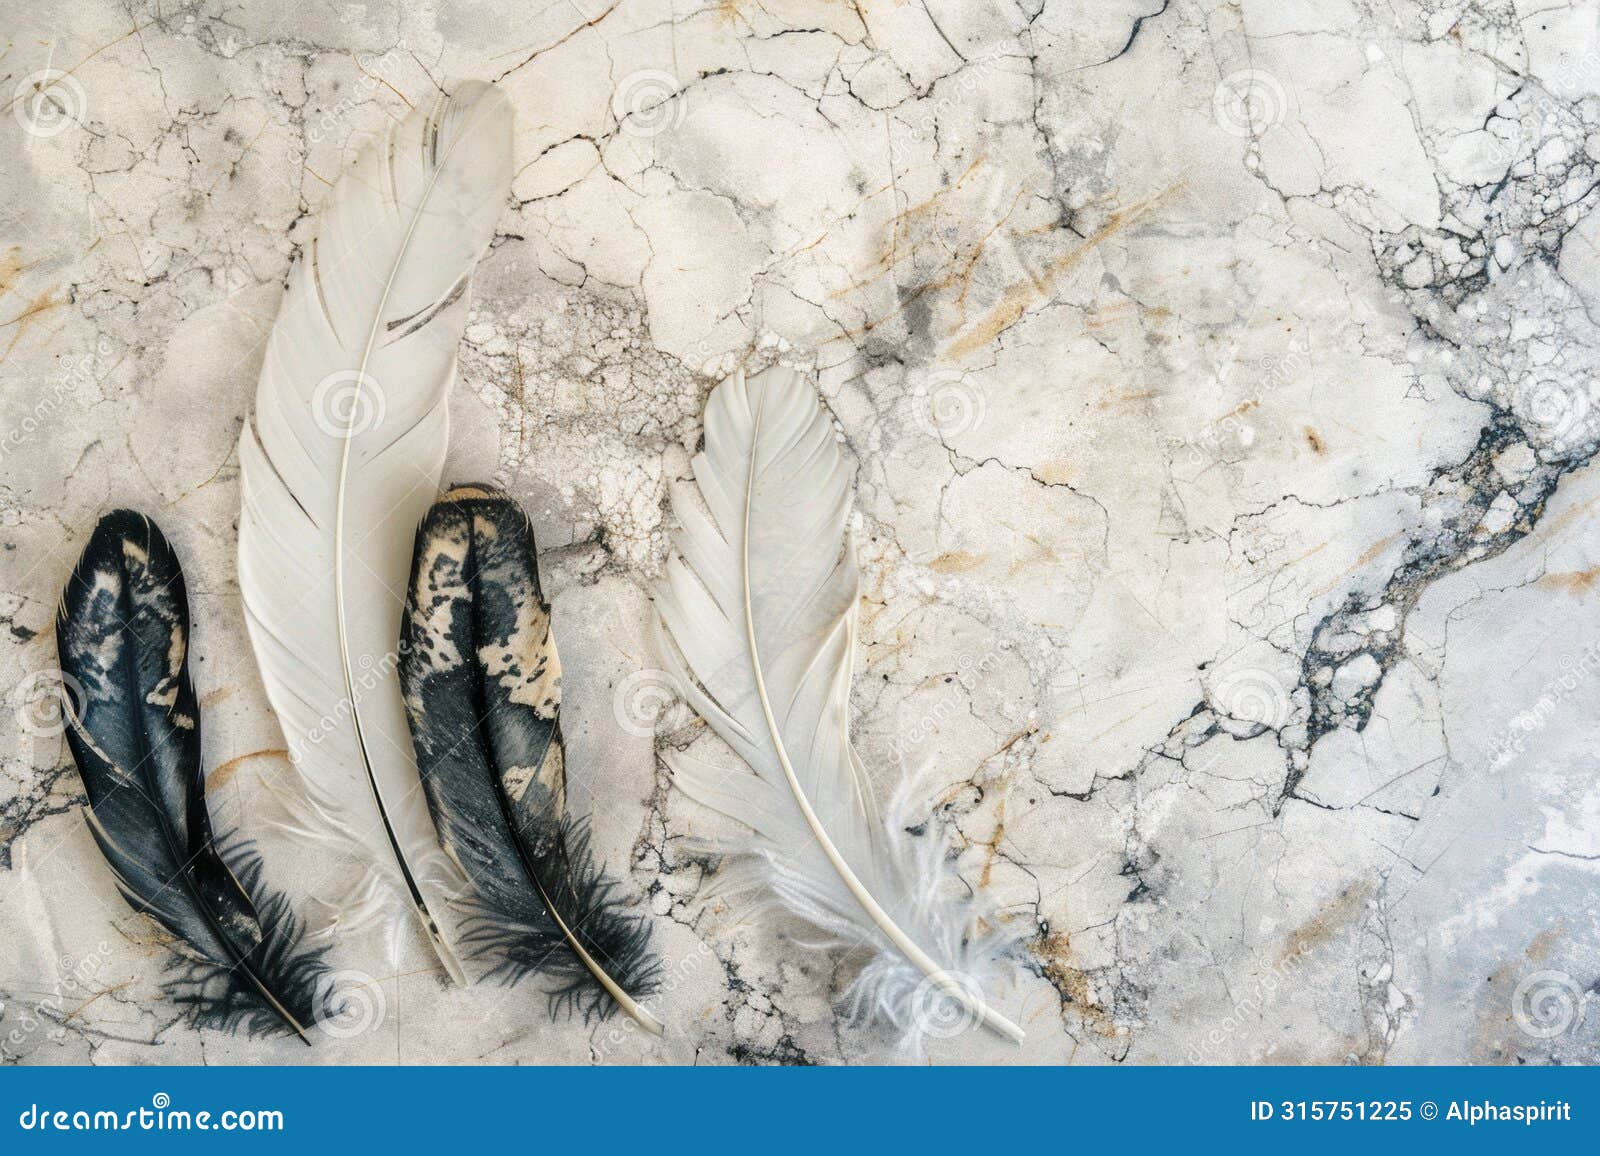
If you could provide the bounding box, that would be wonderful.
[654,366,1026,1048]
[237,81,513,981]
[57,511,333,1042]
[400,487,662,1031]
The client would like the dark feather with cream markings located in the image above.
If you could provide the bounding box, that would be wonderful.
[56,510,332,1042]
[400,486,661,1030]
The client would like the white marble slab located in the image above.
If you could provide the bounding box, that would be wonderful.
[1,0,1596,1064]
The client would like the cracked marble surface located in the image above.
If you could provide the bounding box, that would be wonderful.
[2,0,1599,1064]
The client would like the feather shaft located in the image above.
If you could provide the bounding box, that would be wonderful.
[526,867,662,1035]
[324,92,498,986]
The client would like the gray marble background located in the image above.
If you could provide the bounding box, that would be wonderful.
[2,0,1598,1065]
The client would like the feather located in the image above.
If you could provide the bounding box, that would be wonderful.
[56,510,333,1043]
[399,486,663,1032]
[237,80,514,982]
[654,366,1026,1048]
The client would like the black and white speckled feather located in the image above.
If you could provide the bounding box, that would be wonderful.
[400,486,661,1030]
[56,511,333,1042]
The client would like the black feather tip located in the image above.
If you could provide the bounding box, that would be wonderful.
[162,837,337,1040]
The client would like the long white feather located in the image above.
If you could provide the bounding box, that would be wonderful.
[237,81,513,983]
[655,366,1025,1046]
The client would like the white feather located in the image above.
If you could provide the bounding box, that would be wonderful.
[655,366,1026,1047]
[237,81,513,983]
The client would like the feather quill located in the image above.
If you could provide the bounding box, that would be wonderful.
[399,486,662,1031]
[57,510,332,1042]
[654,366,1025,1047]
[237,81,513,981]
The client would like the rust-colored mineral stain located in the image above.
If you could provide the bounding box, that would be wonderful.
[1522,923,1564,963]
[832,159,992,317]
[1307,533,1397,599]
[0,246,25,296]
[1211,398,1259,423]
[204,747,289,792]
[1033,459,1075,485]
[1355,533,1399,569]
[945,185,1176,361]
[63,980,131,1022]
[1304,427,1326,454]
[1033,931,1122,1039]
[927,550,984,573]
[1278,881,1373,964]
[1005,530,1059,578]
[1537,567,1600,595]
[0,286,63,361]
[977,797,1006,889]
